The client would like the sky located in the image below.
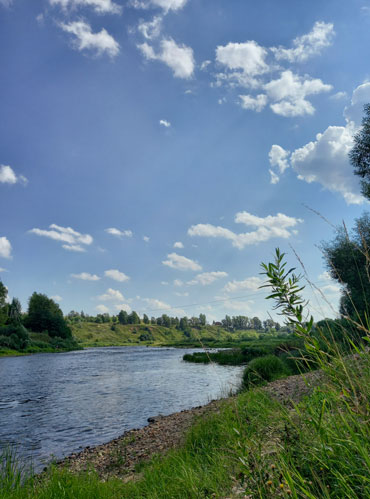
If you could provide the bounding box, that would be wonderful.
[1,0,370,323]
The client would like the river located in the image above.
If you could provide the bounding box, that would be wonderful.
[0,346,243,472]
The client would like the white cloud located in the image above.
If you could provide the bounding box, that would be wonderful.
[173,279,183,287]
[60,21,120,58]
[239,94,267,112]
[268,144,290,183]
[96,304,110,313]
[267,83,370,204]
[173,241,184,249]
[131,0,187,11]
[138,15,162,39]
[264,70,332,117]
[161,281,169,285]
[143,235,150,242]
[0,268,7,272]
[114,303,132,313]
[104,269,130,282]
[71,272,100,281]
[0,165,28,185]
[97,288,125,301]
[162,252,202,271]
[50,0,122,13]
[216,40,269,80]
[291,125,362,204]
[221,299,254,312]
[142,297,171,310]
[223,276,264,293]
[0,0,13,7]
[29,224,93,251]
[138,38,195,78]
[200,60,211,71]
[330,91,347,100]
[0,237,12,259]
[105,228,133,238]
[318,271,332,281]
[188,212,302,250]
[271,21,334,62]
[188,271,228,286]
[175,291,189,297]
[51,295,63,302]
[159,119,171,127]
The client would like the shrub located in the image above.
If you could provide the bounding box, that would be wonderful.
[242,355,289,387]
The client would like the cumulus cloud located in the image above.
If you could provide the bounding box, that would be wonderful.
[162,252,202,271]
[114,303,132,313]
[104,269,130,282]
[173,279,183,287]
[239,94,267,112]
[268,83,370,204]
[0,237,12,259]
[216,40,269,85]
[138,15,162,39]
[188,212,302,250]
[60,21,120,58]
[0,165,28,185]
[271,21,334,62]
[223,276,264,293]
[97,288,125,301]
[269,145,290,183]
[51,295,63,302]
[138,38,195,78]
[96,304,110,313]
[173,241,184,249]
[213,22,334,117]
[141,297,171,310]
[131,0,187,11]
[29,224,93,252]
[71,272,100,281]
[264,70,332,117]
[143,235,150,242]
[105,228,133,238]
[159,119,171,127]
[188,271,228,286]
[50,0,122,14]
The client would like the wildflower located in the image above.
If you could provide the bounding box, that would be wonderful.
[266,480,273,486]
[279,483,284,489]
[271,464,276,470]
[287,491,292,496]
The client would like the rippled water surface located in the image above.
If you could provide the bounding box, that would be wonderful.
[0,347,242,471]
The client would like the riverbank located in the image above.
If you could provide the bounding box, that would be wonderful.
[56,370,323,482]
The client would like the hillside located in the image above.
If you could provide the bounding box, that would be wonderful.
[71,322,263,348]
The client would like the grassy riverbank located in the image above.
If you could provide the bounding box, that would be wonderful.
[0,332,82,358]
[1,344,369,498]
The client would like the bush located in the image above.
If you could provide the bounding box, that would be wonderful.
[0,325,29,350]
[242,355,289,387]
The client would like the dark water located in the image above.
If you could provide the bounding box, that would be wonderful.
[0,347,243,471]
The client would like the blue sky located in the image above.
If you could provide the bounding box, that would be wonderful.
[1,0,370,322]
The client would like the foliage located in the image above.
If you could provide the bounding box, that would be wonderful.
[349,103,370,199]
[25,292,72,338]
[0,324,29,350]
[242,354,289,387]
[322,212,370,326]
[0,280,8,326]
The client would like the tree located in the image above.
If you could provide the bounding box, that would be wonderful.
[199,313,206,327]
[25,292,72,338]
[322,212,370,325]
[350,104,370,200]
[0,281,8,326]
[143,314,149,324]
[9,298,22,324]
[128,311,140,324]
[118,310,128,325]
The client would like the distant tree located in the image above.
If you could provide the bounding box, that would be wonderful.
[128,311,140,324]
[251,317,262,330]
[9,298,22,324]
[150,316,156,325]
[179,317,188,330]
[25,292,71,338]
[0,281,8,326]
[199,313,206,327]
[349,104,370,199]
[161,314,171,328]
[275,321,281,331]
[143,314,149,324]
[118,310,129,325]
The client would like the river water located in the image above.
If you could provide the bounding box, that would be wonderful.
[0,346,243,472]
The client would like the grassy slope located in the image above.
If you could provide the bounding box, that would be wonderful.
[71,322,261,348]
